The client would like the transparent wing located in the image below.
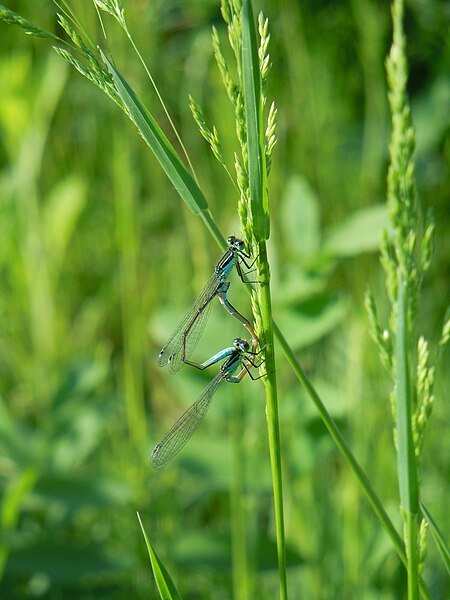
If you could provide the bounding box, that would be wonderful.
[151,371,225,470]
[157,273,220,373]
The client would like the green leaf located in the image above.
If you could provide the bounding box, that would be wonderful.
[101,51,208,216]
[137,512,182,600]
[44,176,86,277]
[324,204,389,257]
[276,294,349,349]
[281,175,321,258]
[0,468,38,577]
[396,271,418,514]
[242,0,269,241]
[420,502,450,576]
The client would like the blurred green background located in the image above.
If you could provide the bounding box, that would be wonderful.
[0,1,448,598]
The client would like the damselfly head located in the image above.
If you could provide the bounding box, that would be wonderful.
[232,338,249,352]
[227,236,245,251]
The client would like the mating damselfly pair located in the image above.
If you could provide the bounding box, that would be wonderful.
[151,236,265,469]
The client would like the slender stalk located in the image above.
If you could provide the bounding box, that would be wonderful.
[397,273,419,600]
[230,389,250,600]
[382,0,428,596]
[239,1,286,595]
[113,135,147,448]
[272,322,432,600]
[405,512,419,600]
[257,242,287,600]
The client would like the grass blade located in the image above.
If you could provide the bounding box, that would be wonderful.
[396,273,418,514]
[242,0,269,241]
[395,271,419,511]
[420,502,450,576]
[396,271,419,600]
[137,512,182,600]
[101,52,208,216]
[0,468,38,578]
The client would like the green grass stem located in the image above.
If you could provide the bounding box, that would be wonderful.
[113,135,147,449]
[241,2,286,596]
[257,247,287,600]
[230,389,250,600]
[396,273,419,599]
[272,322,432,600]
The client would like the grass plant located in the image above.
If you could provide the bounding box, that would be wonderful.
[0,0,448,598]
[366,0,449,598]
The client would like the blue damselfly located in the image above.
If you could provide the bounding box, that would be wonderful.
[151,338,264,469]
[158,237,259,373]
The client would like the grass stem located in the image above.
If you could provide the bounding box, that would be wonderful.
[272,322,432,600]
[230,389,250,600]
[396,272,419,599]
[257,243,287,600]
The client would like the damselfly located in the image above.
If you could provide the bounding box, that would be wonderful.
[158,237,259,373]
[151,338,264,470]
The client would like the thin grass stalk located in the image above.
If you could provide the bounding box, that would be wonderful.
[230,390,250,600]
[384,0,423,596]
[113,135,147,448]
[272,322,432,600]
[14,56,67,388]
[257,250,287,599]
[396,273,419,599]
[240,1,287,596]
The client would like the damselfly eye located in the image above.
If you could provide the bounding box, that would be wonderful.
[233,337,247,349]
[233,338,248,351]
[227,236,245,251]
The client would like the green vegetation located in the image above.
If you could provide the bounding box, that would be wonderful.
[0,1,448,598]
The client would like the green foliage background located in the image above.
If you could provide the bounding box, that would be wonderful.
[0,1,448,598]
